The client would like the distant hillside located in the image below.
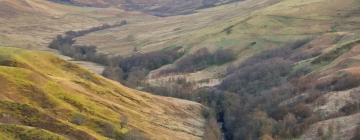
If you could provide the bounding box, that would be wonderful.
[0,47,205,140]
[49,0,242,16]
[0,0,158,55]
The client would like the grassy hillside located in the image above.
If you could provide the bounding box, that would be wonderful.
[0,47,205,140]
[68,0,360,87]
[74,0,279,56]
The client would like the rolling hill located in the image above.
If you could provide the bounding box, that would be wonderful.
[0,0,359,139]
[0,47,205,140]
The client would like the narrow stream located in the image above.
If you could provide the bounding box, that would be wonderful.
[218,111,227,140]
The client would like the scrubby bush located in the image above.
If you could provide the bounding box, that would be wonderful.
[95,120,123,139]
[123,129,149,140]
[70,113,86,125]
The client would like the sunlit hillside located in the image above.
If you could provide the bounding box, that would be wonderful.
[0,47,205,140]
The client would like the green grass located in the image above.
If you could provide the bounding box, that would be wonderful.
[0,124,66,140]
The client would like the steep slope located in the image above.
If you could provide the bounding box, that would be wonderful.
[0,47,205,140]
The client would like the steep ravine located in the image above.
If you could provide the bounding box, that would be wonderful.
[48,21,186,85]
[48,21,223,140]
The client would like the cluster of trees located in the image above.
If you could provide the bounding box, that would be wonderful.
[164,48,235,73]
[49,21,127,64]
[103,47,184,87]
[119,47,184,73]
